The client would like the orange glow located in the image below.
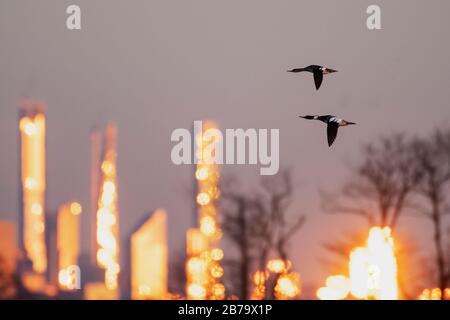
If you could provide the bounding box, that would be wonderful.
[251,271,268,300]
[131,209,168,300]
[210,264,224,278]
[318,226,398,300]
[185,247,226,299]
[96,124,120,292]
[274,272,301,300]
[349,227,398,300]
[267,259,289,274]
[70,202,82,215]
[418,288,450,300]
[317,275,350,300]
[195,121,222,240]
[57,202,82,291]
[251,259,301,300]
[186,229,209,257]
[200,216,217,237]
[187,257,208,276]
[84,282,119,300]
[0,222,17,298]
[186,229,210,299]
[187,284,207,299]
[212,283,226,300]
[19,108,47,274]
[210,248,224,261]
[21,272,56,295]
[196,192,211,206]
[23,121,37,136]
[195,167,209,181]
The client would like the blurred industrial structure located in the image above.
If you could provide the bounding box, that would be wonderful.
[129,209,168,299]
[57,202,82,291]
[85,123,120,299]
[186,121,225,300]
[17,100,49,295]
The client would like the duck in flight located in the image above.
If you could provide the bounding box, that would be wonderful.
[299,115,356,147]
[288,65,337,90]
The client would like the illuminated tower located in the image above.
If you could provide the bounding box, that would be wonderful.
[186,121,225,300]
[95,123,120,294]
[57,202,82,291]
[85,123,120,300]
[129,209,168,300]
[90,128,102,265]
[18,101,47,274]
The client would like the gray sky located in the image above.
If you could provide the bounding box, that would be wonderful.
[1,0,450,293]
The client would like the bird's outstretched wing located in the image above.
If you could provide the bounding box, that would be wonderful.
[318,115,333,122]
[327,122,339,147]
[313,70,323,90]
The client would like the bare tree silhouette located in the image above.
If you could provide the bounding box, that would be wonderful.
[221,169,305,299]
[321,134,428,298]
[322,134,422,230]
[412,128,450,298]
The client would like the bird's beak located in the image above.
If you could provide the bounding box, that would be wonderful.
[347,121,356,125]
[329,68,338,73]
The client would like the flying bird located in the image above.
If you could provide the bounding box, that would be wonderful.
[287,65,337,90]
[299,115,356,147]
